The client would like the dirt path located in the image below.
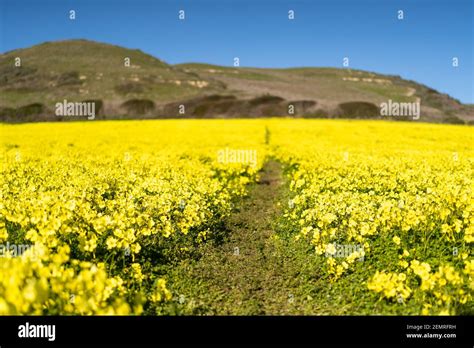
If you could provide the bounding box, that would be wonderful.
[167,160,316,315]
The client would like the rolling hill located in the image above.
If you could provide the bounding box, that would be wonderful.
[0,39,472,123]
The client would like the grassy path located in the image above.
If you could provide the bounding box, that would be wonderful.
[163,160,375,315]
[165,160,319,314]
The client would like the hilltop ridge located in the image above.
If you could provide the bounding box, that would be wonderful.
[1,40,472,123]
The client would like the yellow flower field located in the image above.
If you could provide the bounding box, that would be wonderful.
[0,119,472,315]
[270,120,473,314]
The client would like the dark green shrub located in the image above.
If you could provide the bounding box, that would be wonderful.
[337,101,380,118]
[121,99,155,114]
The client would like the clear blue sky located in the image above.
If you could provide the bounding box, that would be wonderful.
[1,0,472,103]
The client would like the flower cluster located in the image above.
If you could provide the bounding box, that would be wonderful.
[271,120,473,315]
[0,120,266,314]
